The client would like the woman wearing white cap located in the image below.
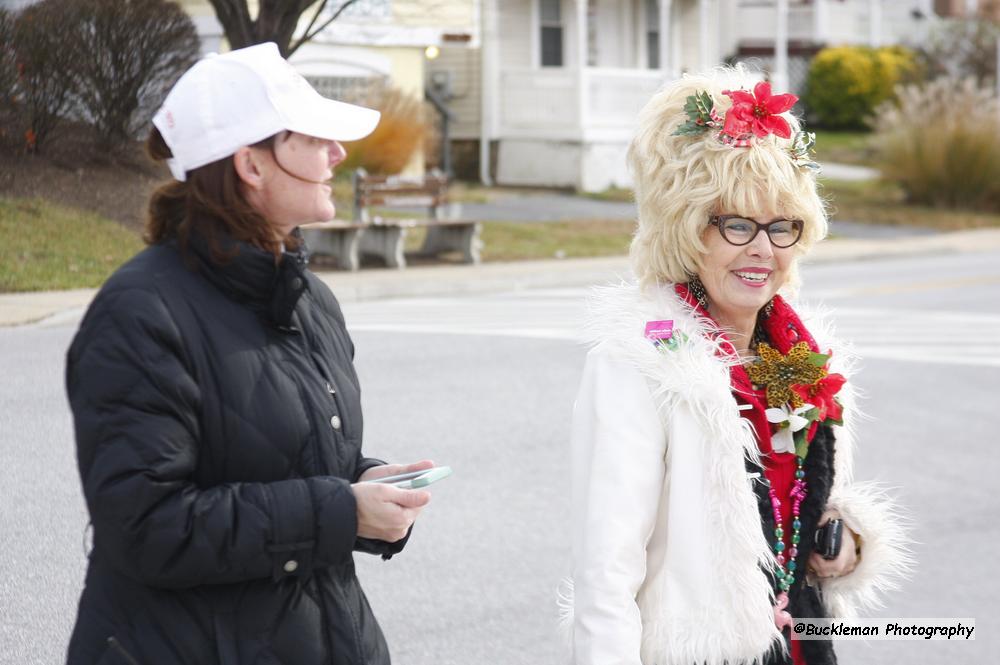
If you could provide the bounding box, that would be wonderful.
[65,43,430,665]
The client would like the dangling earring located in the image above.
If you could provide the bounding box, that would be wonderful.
[688,276,709,308]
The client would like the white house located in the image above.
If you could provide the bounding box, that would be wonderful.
[427,0,960,192]
[720,0,940,97]
[435,0,723,192]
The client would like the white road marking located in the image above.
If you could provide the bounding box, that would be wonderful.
[345,290,1000,368]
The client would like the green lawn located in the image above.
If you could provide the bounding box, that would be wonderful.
[0,197,143,293]
[1,194,634,291]
[820,179,1000,230]
[7,175,999,293]
[401,219,635,262]
[482,220,634,261]
[811,130,874,166]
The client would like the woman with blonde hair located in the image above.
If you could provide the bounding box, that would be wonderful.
[559,68,911,665]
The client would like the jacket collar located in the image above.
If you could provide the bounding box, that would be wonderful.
[183,226,309,329]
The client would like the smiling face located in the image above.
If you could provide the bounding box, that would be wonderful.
[243,132,347,239]
[696,206,799,334]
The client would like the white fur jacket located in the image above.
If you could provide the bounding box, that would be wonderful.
[557,282,912,665]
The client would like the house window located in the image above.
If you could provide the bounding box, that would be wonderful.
[645,0,660,69]
[540,0,564,67]
[306,75,387,103]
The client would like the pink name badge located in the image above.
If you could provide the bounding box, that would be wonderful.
[644,320,674,342]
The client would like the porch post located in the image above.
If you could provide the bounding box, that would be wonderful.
[773,0,789,93]
[813,0,829,45]
[658,0,674,77]
[576,0,588,133]
[479,0,498,185]
[698,0,711,70]
[868,0,882,47]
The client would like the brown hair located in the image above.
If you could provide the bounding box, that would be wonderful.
[145,129,300,261]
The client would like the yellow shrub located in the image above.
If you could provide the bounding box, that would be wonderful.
[805,45,921,129]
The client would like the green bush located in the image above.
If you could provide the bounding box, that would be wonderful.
[804,45,921,130]
[871,77,1000,211]
[9,0,79,152]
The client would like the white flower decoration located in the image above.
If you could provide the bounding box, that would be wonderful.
[766,403,815,454]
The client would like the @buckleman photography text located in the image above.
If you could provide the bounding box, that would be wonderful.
[792,619,976,641]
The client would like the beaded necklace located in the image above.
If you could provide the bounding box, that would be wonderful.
[754,320,808,596]
[752,319,807,627]
[769,460,807,594]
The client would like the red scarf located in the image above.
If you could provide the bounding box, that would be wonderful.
[673,283,821,454]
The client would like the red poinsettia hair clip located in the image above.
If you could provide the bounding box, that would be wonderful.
[672,81,818,170]
[721,81,797,140]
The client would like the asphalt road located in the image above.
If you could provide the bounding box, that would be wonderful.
[1,249,998,664]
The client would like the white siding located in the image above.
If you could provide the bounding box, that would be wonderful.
[394,0,476,30]
[678,0,700,73]
[564,0,584,68]
[427,45,482,139]
[500,0,534,68]
[593,0,635,67]
[881,1,933,45]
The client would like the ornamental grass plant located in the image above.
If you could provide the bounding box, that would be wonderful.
[339,87,434,175]
[871,78,1000,212]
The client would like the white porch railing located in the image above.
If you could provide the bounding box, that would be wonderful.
[498,68,579,138]
[586,68,666,132]
[737,2,866,46]
[498,67,667,140]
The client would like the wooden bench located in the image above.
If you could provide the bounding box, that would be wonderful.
[354,168,482,269]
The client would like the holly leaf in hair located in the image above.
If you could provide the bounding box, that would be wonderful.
[789,131,821,172]
[673,90,717,136]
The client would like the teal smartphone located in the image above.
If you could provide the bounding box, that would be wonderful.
[366,466,452,489]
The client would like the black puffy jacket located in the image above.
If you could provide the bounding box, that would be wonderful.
[65,231,401,665]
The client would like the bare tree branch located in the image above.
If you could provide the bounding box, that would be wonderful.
[289,0,331,56]
[288,0,362,57]
[206,0,364,58]
[63,0,199,152]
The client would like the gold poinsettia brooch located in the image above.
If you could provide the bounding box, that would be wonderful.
[747,342,827,409]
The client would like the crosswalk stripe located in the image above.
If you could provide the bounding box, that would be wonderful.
[345,294,999,368]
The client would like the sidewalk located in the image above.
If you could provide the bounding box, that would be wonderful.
[4,227,1000,328]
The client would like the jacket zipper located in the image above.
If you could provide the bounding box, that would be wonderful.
[284,313,353,662]
[107,637,142,665]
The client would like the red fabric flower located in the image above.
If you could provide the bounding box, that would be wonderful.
[792,372,846,423]
[722,81,798,139]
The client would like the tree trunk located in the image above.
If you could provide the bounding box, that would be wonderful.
[206,0,361,57]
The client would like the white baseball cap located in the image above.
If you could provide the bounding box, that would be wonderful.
[152,42,380,181]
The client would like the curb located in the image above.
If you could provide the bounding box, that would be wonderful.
[3,228,1000,328]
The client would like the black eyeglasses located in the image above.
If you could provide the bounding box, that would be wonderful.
[709,215,804,248]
